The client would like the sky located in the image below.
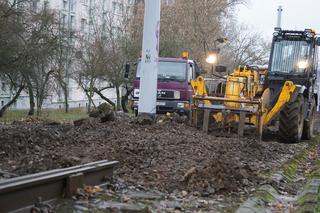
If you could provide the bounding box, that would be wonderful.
[236,0,320,40]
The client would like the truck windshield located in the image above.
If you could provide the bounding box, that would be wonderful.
[270,39,311,74]
[136,61,187,81]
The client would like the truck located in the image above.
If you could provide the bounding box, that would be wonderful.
[131,53,201,115]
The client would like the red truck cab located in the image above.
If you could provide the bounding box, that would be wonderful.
[132,54,201,115]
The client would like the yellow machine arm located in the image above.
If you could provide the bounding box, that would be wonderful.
[190,76,211,105]
[263,81,296,126]
[190,76,207,96]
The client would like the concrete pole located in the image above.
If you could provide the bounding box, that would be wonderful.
[277,5,283,28]
[138,0,161,117]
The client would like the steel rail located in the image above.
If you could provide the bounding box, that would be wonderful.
[0,160,118,213]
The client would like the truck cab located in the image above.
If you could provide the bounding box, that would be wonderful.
[131,53,200,115]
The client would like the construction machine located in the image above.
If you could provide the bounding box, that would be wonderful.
[190,29,320,143]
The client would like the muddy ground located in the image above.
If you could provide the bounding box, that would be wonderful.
[0,113,310,210]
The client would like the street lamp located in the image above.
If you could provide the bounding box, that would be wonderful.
[206,53,217,64]
[204,37,227,77]
[206,52,218,76]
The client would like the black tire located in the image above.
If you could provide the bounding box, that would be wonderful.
[302,98,316,140]
[279,95,305,143]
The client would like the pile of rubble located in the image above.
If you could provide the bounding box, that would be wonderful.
[0,104,306,198]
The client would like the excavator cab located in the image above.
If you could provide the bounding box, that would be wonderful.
[268,29,319,142]
[269,29,318,84]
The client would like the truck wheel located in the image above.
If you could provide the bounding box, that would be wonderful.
[279,95,304,143]
[302,98,316,140]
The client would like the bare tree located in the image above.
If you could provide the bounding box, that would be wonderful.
[51,19,74,114]
[130,0,245,72]
[0,0,30,116]
[21,7,60,115]
[221,21,271,69]
[74,2,139,112]
[75,35,107,112]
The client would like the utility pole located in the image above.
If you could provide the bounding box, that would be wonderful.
[277,5,283,28]
[138,0,161,118]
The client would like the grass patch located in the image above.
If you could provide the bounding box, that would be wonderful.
[296,193,318,206]
[317,186,320,213]
[282,137,320,179]
[0,108,88,123]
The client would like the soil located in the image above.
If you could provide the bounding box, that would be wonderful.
[0,112,307,198]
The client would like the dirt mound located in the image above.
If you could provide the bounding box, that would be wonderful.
[89,103,115,122]
[185,154,258,193]
[0,114,305,195]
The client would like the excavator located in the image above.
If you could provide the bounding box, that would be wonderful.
[190,28,320,143]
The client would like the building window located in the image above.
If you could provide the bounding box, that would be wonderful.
[62,14,67,28]
[80,0,88,5]
[43,1,49,10]
[112,2,117,12]
[70,0,76,12]
[32,0,39,12]
[103,0,107,11]
[63,0,68,10]
[81,18,86,31]
[1,82,6,91]
[71,15,75,29]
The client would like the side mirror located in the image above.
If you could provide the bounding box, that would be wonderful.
[215,65,227,73]
[124,63,130,79]
[316,37,320,46]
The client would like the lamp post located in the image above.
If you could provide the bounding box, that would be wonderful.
[204,38,227,77]
[206,53,218,76]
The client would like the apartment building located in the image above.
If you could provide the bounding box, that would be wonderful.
[0,0,135,110]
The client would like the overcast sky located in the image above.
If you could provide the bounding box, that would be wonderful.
[236,0,320,40]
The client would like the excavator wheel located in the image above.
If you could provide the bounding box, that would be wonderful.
[302,98,316,140]
[279,95,305,143]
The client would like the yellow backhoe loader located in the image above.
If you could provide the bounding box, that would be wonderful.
[190,29,320,143]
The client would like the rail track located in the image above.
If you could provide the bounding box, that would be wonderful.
[0,160,118,213]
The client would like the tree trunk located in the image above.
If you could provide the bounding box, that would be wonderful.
[0,84,24,117]
[59,78,69,113]
[36,96,41,116]
[26,78,35,116]
[37,70,54,116]
[116,86,121,111]
[87,90,92,113]
[121,87,133,113]
[87,78,95,113]
[63,85,69,113]
[57,75,69,113]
